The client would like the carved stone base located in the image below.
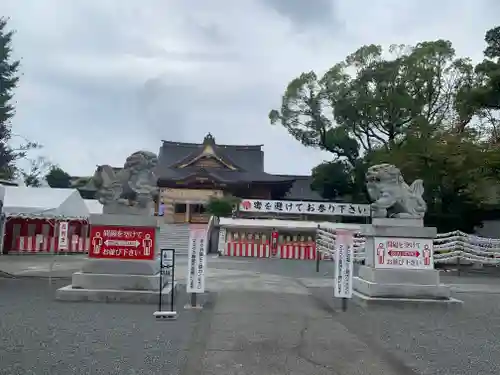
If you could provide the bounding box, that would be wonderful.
[56,283,176,304]
[372,218,424,227]
[71,272,166,291]
[81,259,160,275]
[353,222,462,308]
[102,202,154,216]
[352,292,463,309]
[353,267,461,308]
[56,214,163,304]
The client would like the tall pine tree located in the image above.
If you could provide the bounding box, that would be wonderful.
[0,17,20,180]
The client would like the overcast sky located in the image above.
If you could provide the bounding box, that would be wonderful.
[1,0,498,176]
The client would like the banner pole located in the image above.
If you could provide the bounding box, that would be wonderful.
[154,248,177,320]
[316,250,320,272]
[158,250,163,312]
[170,249,175,312]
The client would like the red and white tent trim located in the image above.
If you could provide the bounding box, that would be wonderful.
[1,187,91,254]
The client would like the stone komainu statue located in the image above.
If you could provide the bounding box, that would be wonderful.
[92,151,159,211]
[366,164,427,219]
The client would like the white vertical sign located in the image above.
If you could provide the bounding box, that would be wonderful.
[217,227,227,255]
[333,230,354,298]
[161,249,173,276]
[186,229,207,294]
[58,222,69,250]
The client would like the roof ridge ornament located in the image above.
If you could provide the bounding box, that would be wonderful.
[203,132,215,145]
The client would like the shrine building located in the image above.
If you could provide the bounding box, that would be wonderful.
[155,133,319,223]
[80,133,370,224]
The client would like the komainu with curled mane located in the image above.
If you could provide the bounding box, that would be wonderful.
[365,164,427,219]
[92,151,158,211]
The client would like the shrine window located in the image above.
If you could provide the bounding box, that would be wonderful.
[191,204,206,214]
[174,203,187,214]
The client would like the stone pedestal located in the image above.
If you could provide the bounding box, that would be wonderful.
[353,218,462,308]
[102,202,155,216]
[56,214,175,304]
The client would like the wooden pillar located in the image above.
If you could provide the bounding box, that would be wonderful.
[163,200,174,223]
[185,203,190,223]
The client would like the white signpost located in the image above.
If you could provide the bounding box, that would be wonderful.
[154,249,177,320]
[186,229,207,308]
[217,227,226,255]
[374,237,434,270]
[333,230,354,310]
[58,222,69,251]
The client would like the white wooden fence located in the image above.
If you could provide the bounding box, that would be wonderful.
[434,230,500,265]
[316,225,366,262]
[316,225,500,266]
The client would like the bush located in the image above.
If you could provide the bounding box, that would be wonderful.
[205,196,241,217]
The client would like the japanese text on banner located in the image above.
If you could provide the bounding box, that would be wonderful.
[333,231,354,299]
[186,229,207,294]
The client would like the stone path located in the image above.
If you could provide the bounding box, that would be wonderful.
[187,290,417,375]
[4,255,500,373]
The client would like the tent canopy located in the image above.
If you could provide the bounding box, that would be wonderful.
[3,186,90,220]
[84,199,103,214]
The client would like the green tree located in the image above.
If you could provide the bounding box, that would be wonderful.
[269,70,360,166]
[310,160,368,202]
[21,156,51,187]
[271,37,495,231]
[471,26,500,111]
[205,196,240,218]
[0,17,40,181]
[270,41,476,156]
[0,17,20,180]
[45,166,72,188]
[368,132,496,232]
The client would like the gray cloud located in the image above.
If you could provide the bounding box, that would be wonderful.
[0,0,498,176]
[261,0,338,30]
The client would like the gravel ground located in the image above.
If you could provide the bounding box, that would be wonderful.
[310,288,500,375]
[4,257,500,375]
[0,278,208,375]
[211,257,331,278]
[215,257,500,375]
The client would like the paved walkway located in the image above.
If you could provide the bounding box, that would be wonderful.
[184,290,416,375]
[4,255,500,295]
[4,255,500,373]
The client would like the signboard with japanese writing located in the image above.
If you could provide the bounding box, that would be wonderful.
[186,229,207,294]
[161,248,173,276]
[58,222,69,250]
[217,227,226,254]
[333,230,354,299]
[374,237,434,270]
[89,225,156,260]
[239,199,370,217]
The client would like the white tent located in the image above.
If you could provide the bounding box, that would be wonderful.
[84,199,103,214]
[3,186,90,220]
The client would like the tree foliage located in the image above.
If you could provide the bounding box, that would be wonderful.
[270,27,500,232]
[310,160,368,203]
[45,166,72,188]
[205,196,241,218]
[0,17,20,180]
[471,26,500,111]
[0,17,40,181]
[21,156,52,187]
